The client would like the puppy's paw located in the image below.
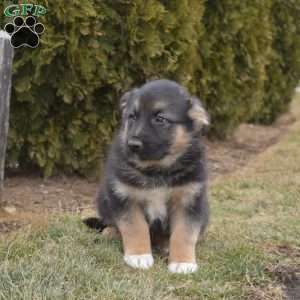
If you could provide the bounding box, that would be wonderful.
[124,254,154,269]
[168,262,198,274]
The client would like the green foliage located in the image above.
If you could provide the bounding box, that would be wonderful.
[253,0,300,124]
[0,0,299,175]
[197,0,274,137]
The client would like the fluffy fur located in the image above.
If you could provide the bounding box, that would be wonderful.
[89,79,210,273]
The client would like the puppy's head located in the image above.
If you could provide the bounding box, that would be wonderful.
[119,79,209,168]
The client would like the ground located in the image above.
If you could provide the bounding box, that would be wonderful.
[0,93,299,299]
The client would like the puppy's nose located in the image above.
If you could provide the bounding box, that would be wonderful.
[128,138,143,153]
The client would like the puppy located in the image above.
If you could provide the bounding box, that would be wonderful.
[95,79,209,274]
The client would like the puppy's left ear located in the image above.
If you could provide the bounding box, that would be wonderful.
[188,96,210,129]
[119,88,138,115]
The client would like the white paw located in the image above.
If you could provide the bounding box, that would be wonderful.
[124,254,154,269]
[168,262,198,274]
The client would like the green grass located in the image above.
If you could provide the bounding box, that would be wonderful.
[1,95,300,300]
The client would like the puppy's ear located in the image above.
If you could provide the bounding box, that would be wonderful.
[188,96,210,129]
[119,88,138,115]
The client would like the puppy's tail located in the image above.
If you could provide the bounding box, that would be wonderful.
[82,217,107,232]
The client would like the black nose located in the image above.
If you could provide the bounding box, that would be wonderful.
[128,138,143,153]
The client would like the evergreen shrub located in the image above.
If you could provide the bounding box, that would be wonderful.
[0,0,299,175]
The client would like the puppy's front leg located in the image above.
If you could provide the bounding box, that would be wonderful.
[117,206,153,269]
[168,210,200,274]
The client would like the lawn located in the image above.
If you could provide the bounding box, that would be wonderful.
[0,94,299,300]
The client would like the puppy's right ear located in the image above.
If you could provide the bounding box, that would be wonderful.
[188,96,210,130]
[119,88,138,115]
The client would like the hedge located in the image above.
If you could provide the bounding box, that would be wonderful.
[0,0,299,176]
[254,0,300,123]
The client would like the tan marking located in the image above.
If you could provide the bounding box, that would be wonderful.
[169,126,190,155]
[130,156,176,169]
[188,97,209,128]
[170,182,202,208]
[113,180,170,203]
[120,91,130,113]
[114,180,169,222]
[129,125,191,169]
[146,197,167,223]
[117,206,151,255]
[102,226,120,239]
[114,179,201,226]
[120,101,127,112]
[168,184,203,263]
[114,179,202,258]
[169,210,200,263]
[120,89,139,113]
[114,180,201,206]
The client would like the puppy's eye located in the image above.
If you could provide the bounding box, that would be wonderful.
[128,113,137,121]
[154,115,170,125]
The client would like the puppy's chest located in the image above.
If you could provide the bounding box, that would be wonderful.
[142,188,170,223]
[120,184,171,223]
[114,180,201,224]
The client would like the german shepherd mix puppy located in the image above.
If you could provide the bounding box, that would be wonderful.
[94,79,209,274]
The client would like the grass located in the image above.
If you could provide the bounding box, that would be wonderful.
[0,94,300,300]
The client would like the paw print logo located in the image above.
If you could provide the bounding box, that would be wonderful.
[4,16,45,48]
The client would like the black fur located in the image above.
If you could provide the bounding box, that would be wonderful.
[82,217,106,232]
[90,80,209,239]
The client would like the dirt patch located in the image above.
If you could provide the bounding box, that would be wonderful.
[246,284,285,300]
[2,177,98,214]
[0,105,297,233]
[0,219,26,234]
[266,264,300,300]
[263,243,300,300]
[263,243,300,259]
[206,110,295,179]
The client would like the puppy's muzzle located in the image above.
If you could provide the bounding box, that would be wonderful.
[128,138,143,153]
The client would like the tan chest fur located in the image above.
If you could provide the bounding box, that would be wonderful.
[113,180,202,223]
